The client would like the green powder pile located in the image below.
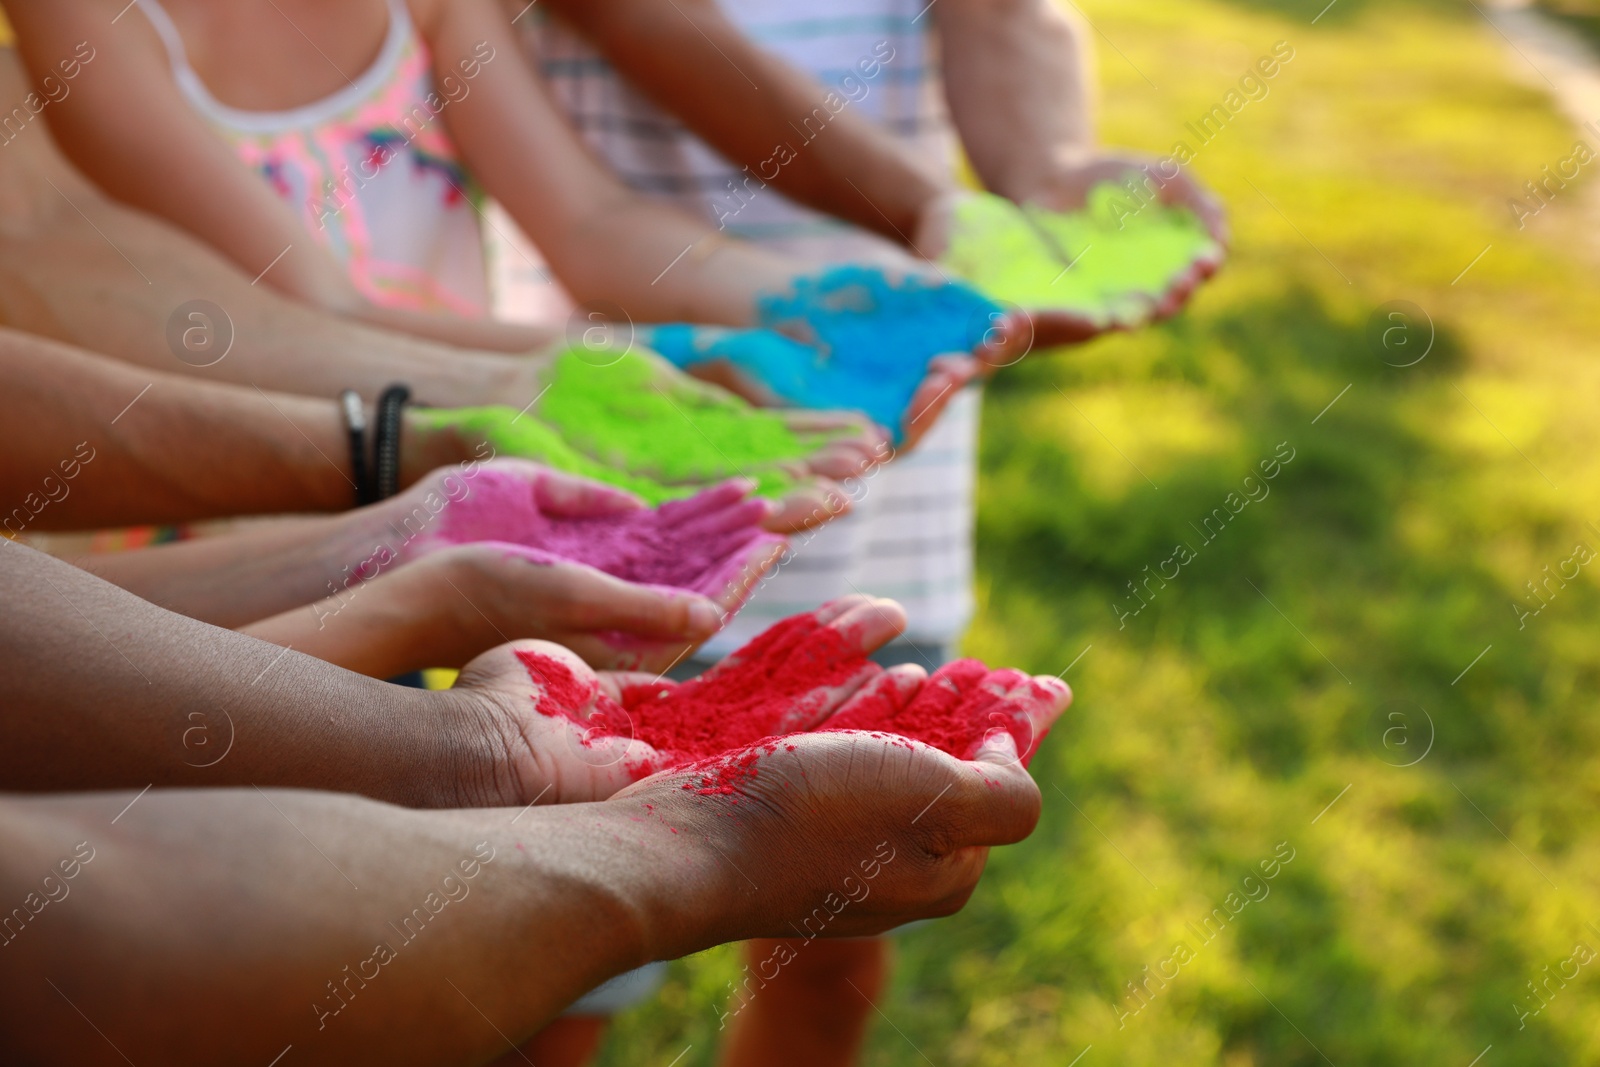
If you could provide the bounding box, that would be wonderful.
[942,186,1222,327]
[412,405,689,505]
[537,348,815,484]
[417,347,831,502]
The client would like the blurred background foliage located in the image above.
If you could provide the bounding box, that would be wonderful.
[1534,0,1600,52]
[600,0,1600,1062]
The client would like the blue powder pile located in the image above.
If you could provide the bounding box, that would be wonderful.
[650,266,1002,442]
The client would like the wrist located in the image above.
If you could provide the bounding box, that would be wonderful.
[401,409,478,487]
[315,493,413,586]
[596,788,757,961]
[911,189,967,260]
[486,349,552,408]
[993,145,1098,206]
[364,554,482,673]
[426,684,528,809]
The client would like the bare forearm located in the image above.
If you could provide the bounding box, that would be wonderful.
[436,0,799,325]
[0,788,729,1065]
[559,199,800,325]
[240,565,463,679]
[351,302,561,355]
[0,133,544,406]
[79,514,377,627]
[543,0,945,244]
[0,333,474,530]
[937,0,1094,202]
[0,202,544,406]
[0,545,474,805]
[482,144,800,325]
[0,331,354,528]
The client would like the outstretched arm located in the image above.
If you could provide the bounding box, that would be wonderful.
[2,539,749,800]
[83,462,769,676]
[0,543,488,805]
[537,0,946,246]
[936,0,1093,205]
[0,726,1050,1065]
[427,0,809,326]
[0,29,552,356]
[936,0,1225,238]
[0,330,469,531]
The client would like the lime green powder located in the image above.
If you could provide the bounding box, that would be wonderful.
[942,185,1222,326]
[417,348,823,503]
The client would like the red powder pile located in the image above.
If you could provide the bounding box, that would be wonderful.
[515,611,1056,796]
[823,660,1052,765]
[437,469,783,597]
[515,613,871,792]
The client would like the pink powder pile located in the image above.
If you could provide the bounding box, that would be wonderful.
[438,469,782,596]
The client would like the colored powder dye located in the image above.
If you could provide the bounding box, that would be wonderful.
[515,647,601,714]
[436,468,784,596]
[824,659,1052,766]
[610,611,871,757]
[414,346,823,502]
[536,348,821,490]
[412,405,690,505]
[516,613,870,793]
[941,187,1222,326]
[518,611,1053,797]
[652,266,1002,443]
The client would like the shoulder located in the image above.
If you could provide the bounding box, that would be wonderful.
[5,0,171,66]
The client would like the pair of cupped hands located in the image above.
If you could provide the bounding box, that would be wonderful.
[329,451,1073,933]
[345,464,1070,937]
[644,159,1227,449]
[338,459,793,674]
[437,593,1072,937]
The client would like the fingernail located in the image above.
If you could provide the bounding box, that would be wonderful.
[687,598,723,634]
[974,729,1019,764]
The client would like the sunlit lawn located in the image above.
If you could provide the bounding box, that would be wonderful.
[601,1,1600,1063]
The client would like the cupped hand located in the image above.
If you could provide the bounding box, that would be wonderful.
[537,345,887,488]
[388,458,784,610]
[686,339,979,455]
[1031,151,1230,248]
[647,268,1003,447]
[448,640,672,805]
[823,659,1072,767]
[933,175,1224,345]
[395,542,751,672]
[413,351,883,518]
[446,595,907,806]
[615,725,1064,942]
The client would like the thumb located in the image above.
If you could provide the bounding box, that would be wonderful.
[945,757,1044,848]
[534,469,646,518]
[571,571,726,642]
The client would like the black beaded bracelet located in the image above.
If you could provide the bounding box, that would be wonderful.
[339,389,372,507]
[372,384,412,503]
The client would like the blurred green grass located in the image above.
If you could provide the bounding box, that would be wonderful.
[599,0,1600,1063]
[1533,0,1600,54]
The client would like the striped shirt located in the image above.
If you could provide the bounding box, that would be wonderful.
[494,0,975,655]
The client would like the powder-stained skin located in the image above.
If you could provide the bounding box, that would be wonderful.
[942,186,1223,327]
[823,659,1054,767]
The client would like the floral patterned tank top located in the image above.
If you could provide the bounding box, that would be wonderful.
[137,0,488,315]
